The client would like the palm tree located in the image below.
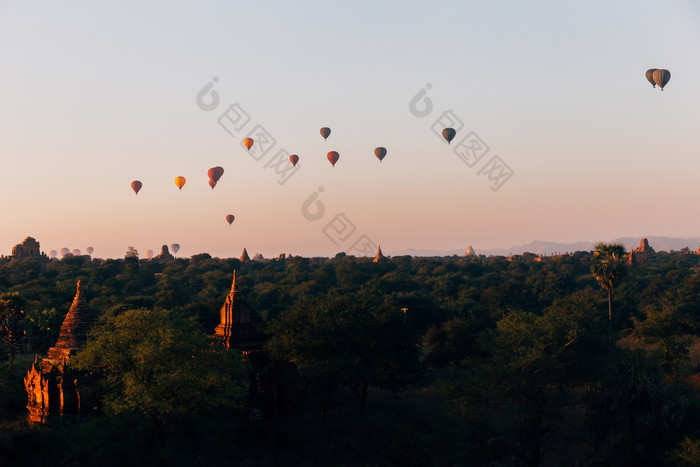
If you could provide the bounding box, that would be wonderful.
[590,242,628,321]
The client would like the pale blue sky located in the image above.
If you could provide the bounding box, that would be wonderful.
[1,1,699,258]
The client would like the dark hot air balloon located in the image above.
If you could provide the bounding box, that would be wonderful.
[320,127,331,140]
[646,69,657,88]
[243,138,254,150]
[652,69,671,90]
[327,151,339,167]
[131,180,142,195]
[175,176,186,190]
[374,147,387,162]
[207,166,224,183]
[170,244,180,254]
[442,128,456,144]
[86,247,94,255]
[289,154,299,166]
[72,249,81,256]
[60,248,70,257]
[226,214,235,225]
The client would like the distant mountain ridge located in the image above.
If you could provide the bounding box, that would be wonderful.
[387,236,700,258]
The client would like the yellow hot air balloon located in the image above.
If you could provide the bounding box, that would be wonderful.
[175,176,186,190]
[243,138,254,150]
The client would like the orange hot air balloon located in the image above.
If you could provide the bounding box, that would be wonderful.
[175,176,186,190]
[131,180,142,195]
[374,147,387,162]
[207,166,224,183]
[226,214,235,225]
[208,179,217,190]
[652,69,671,90]
[60,248,70,257]
[442,128,456,144]
[645,69,657,88]
[243,138,254,150]
[327,151,340,167]
[289,154,299,166]
[145,249,154,259]
[320,127,331,140]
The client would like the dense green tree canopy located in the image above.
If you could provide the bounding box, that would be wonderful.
[72,308,249,433]
[2,250,700,465]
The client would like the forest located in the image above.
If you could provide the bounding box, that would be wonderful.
[2,247,700,466]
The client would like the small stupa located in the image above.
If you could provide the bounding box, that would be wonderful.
[155,245,174,263]
[464,245,476,257]
[630,238,654,265]
[240,248,251,263]
[373,245,386,263]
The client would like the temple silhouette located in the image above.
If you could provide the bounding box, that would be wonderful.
[25,271,291,422]
[24,281,96,423]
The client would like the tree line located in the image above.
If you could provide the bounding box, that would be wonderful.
[2,246,700,465]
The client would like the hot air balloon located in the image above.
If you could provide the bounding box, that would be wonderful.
[374,147,387,162]
[646,69,657,88]
[145,249,154,259]
[175,176,186,190]
[320,127,331,140]
[289,154,299,167]
[209,179,217,190]
[327,151,340,167]
[207,166,224,183]
[226,214,235,225]
[49,250,57,259]
[652,69,671,90]
[72,249,81,256]
[170,244,180,254]
[243,138,254,150]
[131,180,142,195]
[442,128,456,144]
[86,247,94,255]
[60,248,70,257]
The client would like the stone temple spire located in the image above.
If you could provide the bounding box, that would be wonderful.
[240,248,251,263]
[373,245,386,263]
[47,280,95,362]
[213,270,262,352]
[26,280,97,422]
[230,269,239,294]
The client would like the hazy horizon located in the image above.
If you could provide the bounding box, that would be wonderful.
[8,233,700,260]
[2,1,699,259]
